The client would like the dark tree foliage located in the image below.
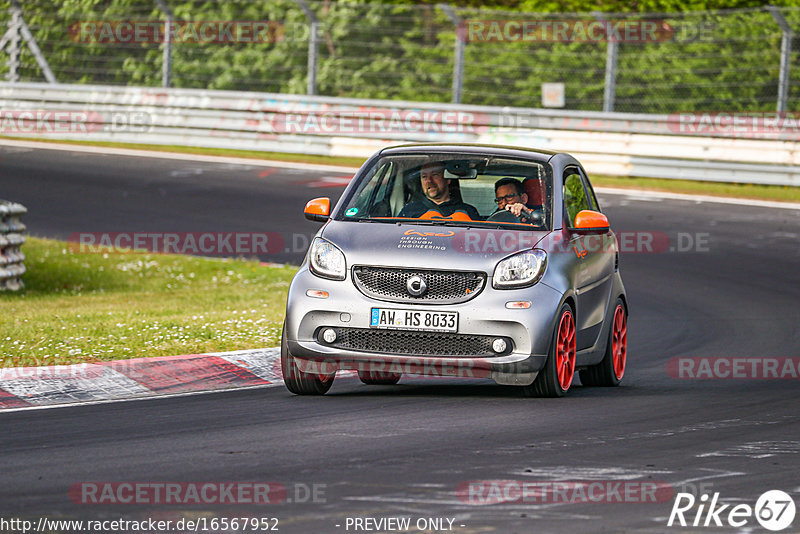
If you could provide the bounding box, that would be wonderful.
[3,0,798,112]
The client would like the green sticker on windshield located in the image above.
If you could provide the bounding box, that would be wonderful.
[345,208,359,217]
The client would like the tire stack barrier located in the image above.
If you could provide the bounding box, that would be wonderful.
[0,200,27,291]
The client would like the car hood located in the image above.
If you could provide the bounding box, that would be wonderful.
[320,220,549,272]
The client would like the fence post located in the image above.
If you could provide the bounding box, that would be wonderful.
[438,4,464,104]
[603,40,618,113]
[5,0,56,83]
[154,0,174,88]
[593,12,617,113]
[293,0,318,95]
[767,6,793,114]
[4,7,21,82]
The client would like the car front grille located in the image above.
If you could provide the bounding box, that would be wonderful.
[321,327,507,357]
[352,266,486,304]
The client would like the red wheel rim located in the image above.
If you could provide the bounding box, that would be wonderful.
[612,305,627,380]
[556,310,576,391]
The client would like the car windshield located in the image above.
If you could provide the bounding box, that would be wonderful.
[338,153,553,230]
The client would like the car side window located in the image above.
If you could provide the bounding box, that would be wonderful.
[578,167,600,212]
[563,169,592,227]
[373,162,394,202]
[346,162,391,217]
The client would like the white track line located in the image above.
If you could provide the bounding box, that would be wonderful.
[0,383,282,413]
[0,138,360,173]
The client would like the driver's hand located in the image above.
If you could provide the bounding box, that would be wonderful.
[505,202,531,219]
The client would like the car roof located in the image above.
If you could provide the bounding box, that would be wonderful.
[379,143,561,164]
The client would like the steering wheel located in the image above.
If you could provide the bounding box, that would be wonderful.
[486,210,521,223]
[487,207,545,225]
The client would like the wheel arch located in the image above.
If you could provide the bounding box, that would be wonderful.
[561,293,576,318]
[617,293,629,316]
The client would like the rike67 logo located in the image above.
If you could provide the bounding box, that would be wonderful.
[668,490,796,531]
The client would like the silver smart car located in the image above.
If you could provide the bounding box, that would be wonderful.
[282,144,628,397]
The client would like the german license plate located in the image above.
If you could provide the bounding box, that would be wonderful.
[370,307,458,333]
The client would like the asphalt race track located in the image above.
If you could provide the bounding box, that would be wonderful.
[0,145,348,264]
[2,144,800,533]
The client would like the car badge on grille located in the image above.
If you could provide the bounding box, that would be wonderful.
[406,275,428,297]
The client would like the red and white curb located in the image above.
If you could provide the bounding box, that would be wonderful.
[0,348,283,411]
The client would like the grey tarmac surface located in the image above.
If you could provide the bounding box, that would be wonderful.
[1,145,799,533]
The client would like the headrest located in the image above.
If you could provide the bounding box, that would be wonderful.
[523,177,544,205]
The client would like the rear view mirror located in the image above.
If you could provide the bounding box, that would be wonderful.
[571,210,609,234]
[304,197,330,222]
[444,160,478,179]
[444,168,477,180]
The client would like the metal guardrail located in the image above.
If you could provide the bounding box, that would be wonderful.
[0,82,799,186]
[0,199,26,291]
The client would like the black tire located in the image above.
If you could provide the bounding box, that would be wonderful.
[580,298,627,387]
[358,370,402,385]
[523,303,576,398]
[281,324,335,395]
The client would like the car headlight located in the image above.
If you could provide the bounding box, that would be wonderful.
[493,249,547,289]
[309,238,346,280]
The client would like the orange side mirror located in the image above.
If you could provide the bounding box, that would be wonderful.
[572,210,609,234]
[304,197,331,222]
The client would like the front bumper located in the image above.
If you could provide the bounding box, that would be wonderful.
[285,266,565,386]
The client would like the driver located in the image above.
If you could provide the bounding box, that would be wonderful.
[493,177,537,223]
[398,162,480,219]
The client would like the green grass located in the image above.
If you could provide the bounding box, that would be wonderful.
[0,237,297,368]
[5,136,800,203]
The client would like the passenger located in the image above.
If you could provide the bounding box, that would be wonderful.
[398,162,480,219]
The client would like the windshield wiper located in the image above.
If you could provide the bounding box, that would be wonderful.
[395,219,482,229]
